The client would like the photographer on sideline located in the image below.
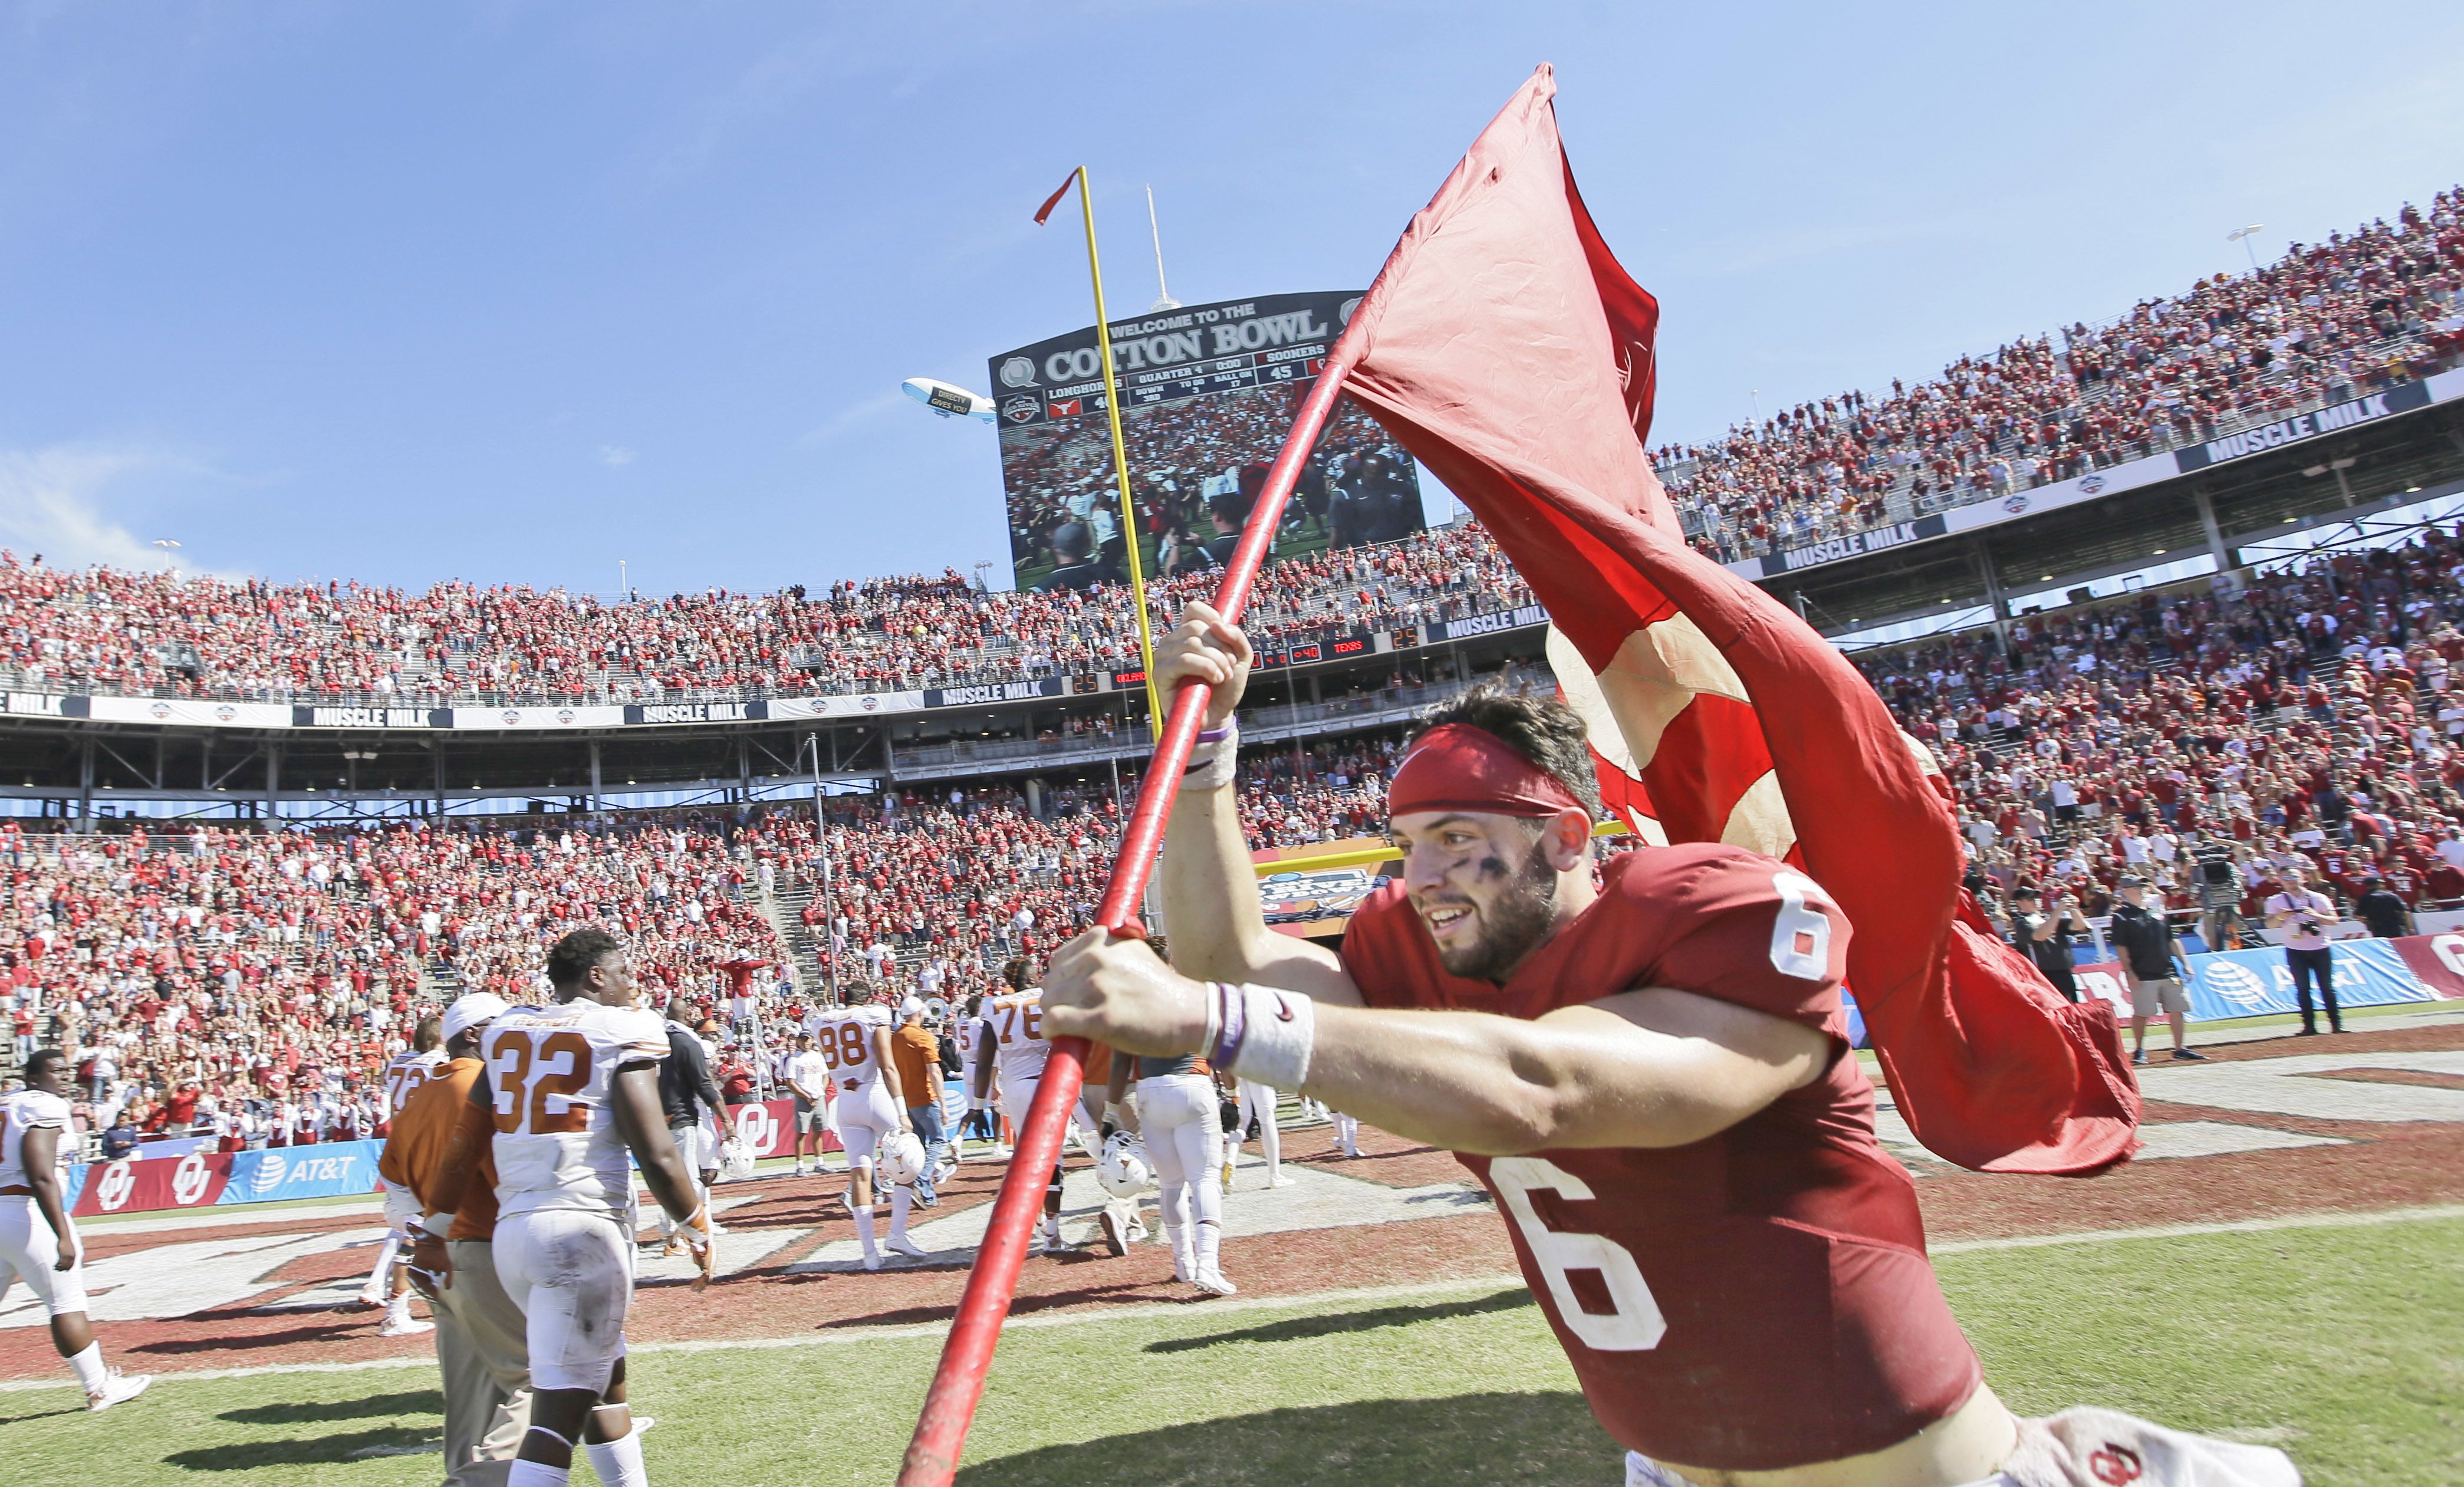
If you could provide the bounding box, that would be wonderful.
[2265,867,2344,1037]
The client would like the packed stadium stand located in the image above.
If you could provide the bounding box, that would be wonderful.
[8,187,2464,1157]
[1661,188,2464,562]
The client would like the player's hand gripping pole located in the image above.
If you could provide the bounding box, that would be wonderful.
[897,326,1376,1487]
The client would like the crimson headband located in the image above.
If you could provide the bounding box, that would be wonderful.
[1387,723,1588,821]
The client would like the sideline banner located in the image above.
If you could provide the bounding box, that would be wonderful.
[64,1138,384,1218]
[2070,938,2440,1024]
[725,1098,840,1159]
[2391,932,2464,998]
[61,1102,869,1219]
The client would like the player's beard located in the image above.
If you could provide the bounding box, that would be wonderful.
[1427,846,1560,983]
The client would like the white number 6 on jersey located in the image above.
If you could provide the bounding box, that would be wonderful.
[1768,870,1835,981]
[1489,1157,1666,1351]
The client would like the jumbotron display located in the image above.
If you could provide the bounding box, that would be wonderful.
[989,289,1426,591]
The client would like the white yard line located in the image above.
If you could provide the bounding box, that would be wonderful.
[8,1202,2460,1395]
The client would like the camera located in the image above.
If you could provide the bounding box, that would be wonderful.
[2297,918,2322,937]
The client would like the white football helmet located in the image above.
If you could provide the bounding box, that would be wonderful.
[1097,1133,1154,1200]
[718,1138,756,1183]
[877,1130,929,1188]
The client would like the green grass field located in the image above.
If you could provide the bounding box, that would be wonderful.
[8,1216,2458,1485]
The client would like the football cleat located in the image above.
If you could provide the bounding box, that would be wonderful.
[861,1252,883,1272]
[886,1235,930,1261]
[1192,1267,1239,1297]
[377,1315,435,1338]
[1098,1205,1130,1257]
[87,1371,152,1411]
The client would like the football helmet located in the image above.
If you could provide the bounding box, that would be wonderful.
[877,1129,929,1187]
[1097,1132,1154,1199]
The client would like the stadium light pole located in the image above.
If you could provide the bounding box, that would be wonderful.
[802,733,838,1002]
[2227,224,2264,273]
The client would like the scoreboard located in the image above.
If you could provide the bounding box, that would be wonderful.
[989,289,1424,593]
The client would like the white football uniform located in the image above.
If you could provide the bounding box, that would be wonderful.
[982,991,1052,1129]
[481,999,669,1393]
[0,1088,88,1317]
[953,1016,986,1097]
[808,1004,897,1164]
[381,1048,447,1121]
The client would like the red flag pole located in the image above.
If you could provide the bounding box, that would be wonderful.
[896,322,1377,1487]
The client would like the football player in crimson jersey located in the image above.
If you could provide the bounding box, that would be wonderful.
[1041,604,2297,1487]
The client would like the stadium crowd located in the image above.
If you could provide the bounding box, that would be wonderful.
[0,735,1404,1150]
[1861,529,2464,947]
[1664,189,2464,561]
[2,193,2452,716]
[0,520,1528,707]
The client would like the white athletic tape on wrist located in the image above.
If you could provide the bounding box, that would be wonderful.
[1197,978,1223,1065]
[1180,721,1239,791]
[416,1210,455,1240]
[1225,983,1314,1091]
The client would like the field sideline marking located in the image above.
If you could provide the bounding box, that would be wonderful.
[1930,1202,2464,1255]
[6,1203,2460,1396]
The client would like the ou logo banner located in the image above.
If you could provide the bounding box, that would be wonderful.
[94,1160,137,1212]
[2432,934,2464,978]
[732,1102,782,1158]
[172,1152,216,1206]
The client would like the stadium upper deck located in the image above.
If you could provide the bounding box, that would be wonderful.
[2,191,2455,725]
[1662,187,2464,567]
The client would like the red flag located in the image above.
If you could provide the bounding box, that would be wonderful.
[1033,170,1078,226]
[1338,65,2138,1175]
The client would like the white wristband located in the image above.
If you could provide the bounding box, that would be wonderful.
[1180,720,1239,792]
[1226,982,1314,1091]
[416,1210,454,1240]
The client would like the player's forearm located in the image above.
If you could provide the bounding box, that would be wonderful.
[1299,996,1798,1157]
[611,1081,702,1221]
[26,1172,73,1250]
[1160,777,1277,979]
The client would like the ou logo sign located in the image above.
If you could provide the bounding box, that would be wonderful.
[2431,935,2464,978]
[94,1160,137,1212]
[172,1152,215,1206]
[733,1103,781,1158]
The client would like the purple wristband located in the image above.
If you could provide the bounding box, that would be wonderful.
[1195,726,1231,745]
[1211,982,1248,1071]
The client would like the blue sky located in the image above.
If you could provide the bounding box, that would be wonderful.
[3,2,2459,597]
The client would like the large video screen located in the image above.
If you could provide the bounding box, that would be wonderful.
[990,289,1425,593]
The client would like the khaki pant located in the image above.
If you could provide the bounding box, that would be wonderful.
[435,1239,532,1487]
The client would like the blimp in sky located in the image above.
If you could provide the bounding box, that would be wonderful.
[901,377,998,423]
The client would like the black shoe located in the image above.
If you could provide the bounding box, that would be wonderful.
[2330,1023,2345,1035]
[2170,1048,2210,1061]
[2296,1026,2320,1036]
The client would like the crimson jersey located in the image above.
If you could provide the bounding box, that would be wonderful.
[1340,843,1978,1472]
